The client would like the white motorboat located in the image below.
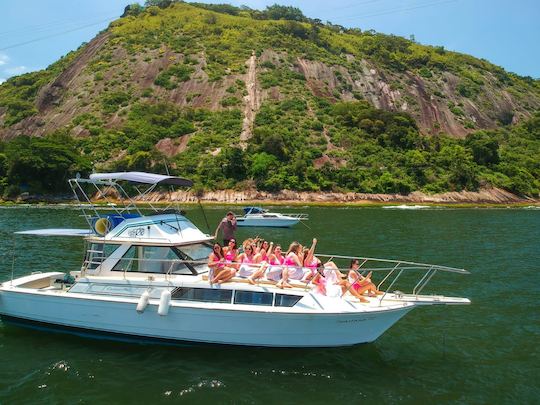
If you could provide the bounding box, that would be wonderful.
[236,207,308,228]
[0,172,470,347]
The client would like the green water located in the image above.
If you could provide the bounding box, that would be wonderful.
[0,206,539,403]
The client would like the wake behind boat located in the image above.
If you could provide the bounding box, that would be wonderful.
[0,172,470,347]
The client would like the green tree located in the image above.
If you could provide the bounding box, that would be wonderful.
[144,0,173,8]
[4,133,91,194]
[465,131,500,166]
[122,3,144,17]
[436,145,478,191]
[262,5,306,21]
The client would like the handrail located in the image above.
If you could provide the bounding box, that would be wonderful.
[377,262,402,291]
[317,253,469,274]
[80,250,468,301]
[413,266,434,295]
[283,213,309,219]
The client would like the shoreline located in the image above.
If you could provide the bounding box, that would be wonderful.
[1,187,538,208]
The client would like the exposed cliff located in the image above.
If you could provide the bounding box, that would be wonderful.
[0,2,539,199]
[1,2,539,140]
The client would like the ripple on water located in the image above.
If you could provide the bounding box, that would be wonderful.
[0,207,539,403]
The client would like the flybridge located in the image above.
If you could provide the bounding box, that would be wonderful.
[67,171,203,241]
[16,172,206,242]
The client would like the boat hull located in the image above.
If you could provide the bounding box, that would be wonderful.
[236,218,300,228]
[0,289,413,347]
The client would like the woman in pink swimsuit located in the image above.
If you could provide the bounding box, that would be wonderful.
[312,261,369,302]
[237,244,261,284]
[266,244,285,282]
[246,244,272,284]
[277,241,306,288]
[301,238,321,282]
[223,239,239,269]
[208,243,236,284]
[348,259,382,297]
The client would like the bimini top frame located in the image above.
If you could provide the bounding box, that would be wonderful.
[69,171,193,231]
[89,172,193,187]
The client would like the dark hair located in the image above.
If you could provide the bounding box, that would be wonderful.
[213,244,224,259]
[302,247,311,266]
[350,259,360,268]
[316,261,325,275]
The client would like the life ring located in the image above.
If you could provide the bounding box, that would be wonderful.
[94,218,112,236]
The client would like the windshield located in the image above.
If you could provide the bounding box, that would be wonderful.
[178,243,213,262]
[112,245,193,275]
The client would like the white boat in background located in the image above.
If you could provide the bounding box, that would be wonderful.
[382,205,431,210]
[236,207,308,228]
[0,172,470,347]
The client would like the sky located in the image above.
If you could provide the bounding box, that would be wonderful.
[0,0,539,84]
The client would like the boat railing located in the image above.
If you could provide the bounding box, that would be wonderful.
[317,254,469,304]
[283,213,309,220]
[79,251,468,303]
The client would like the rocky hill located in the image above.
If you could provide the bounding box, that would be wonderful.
[0,2,539,198]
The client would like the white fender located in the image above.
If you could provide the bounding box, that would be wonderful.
[136,290,150,313]
[157,289,171,316]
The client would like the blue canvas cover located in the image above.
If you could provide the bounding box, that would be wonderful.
[243,207,265,214]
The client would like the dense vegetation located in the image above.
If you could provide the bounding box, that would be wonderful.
[0,102,538,197]
[0,1,539,199]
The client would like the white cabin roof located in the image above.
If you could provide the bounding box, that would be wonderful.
[88,214,212,245]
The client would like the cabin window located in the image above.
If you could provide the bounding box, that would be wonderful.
[85,243,119,270]
[172,287,232,303]
[274,294,302,307]
[234,290,273,306]
[69,283,149,297]
[112,246,192,275]
[177,243,213,262]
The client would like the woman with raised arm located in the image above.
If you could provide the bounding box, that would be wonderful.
[348,259,382,297]
[266,244,285,282]
[301,238,321,282]
[247,243,271,284]
[237,243,262,284]
[277,241,307,289]
[208,243,236,284]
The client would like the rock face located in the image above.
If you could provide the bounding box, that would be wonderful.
[138,187,530,205]
[240,52,261,143]
[0,3,539,142]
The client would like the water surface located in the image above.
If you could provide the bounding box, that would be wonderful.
[0,206,538,403]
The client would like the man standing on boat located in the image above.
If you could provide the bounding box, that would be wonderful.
[215,211,237,246]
